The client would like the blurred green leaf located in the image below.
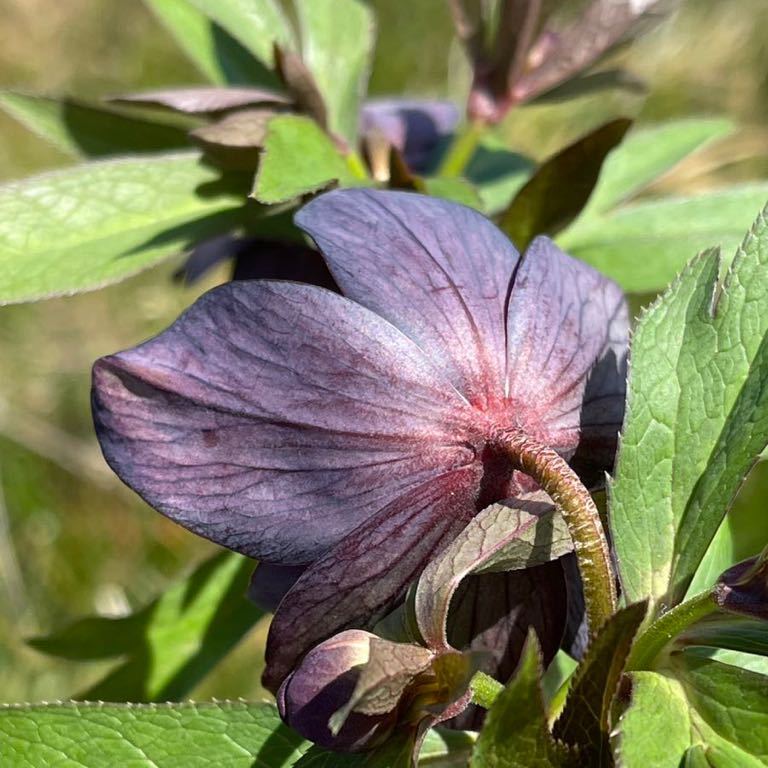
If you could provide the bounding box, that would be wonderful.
[417,176,484,209]
[0,92,189,158]
[30,552,262,701]
[464,135,532,214]
[581,118,733,216]
[618,661,768,768]
[611,205,768,614]
[253,115,363,204]
[552,602,647,763]
[143,0,265,85]
[500,118,631,250]
[470,634,573,767]
[680,617,768,659]
[0,701,305,767]
[559,184,768,292]
[296,0,375,145]
[186,0,294,71]
[0,151,247,304]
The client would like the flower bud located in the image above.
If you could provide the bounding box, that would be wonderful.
[714,547,768,620]
[277,630,397,751]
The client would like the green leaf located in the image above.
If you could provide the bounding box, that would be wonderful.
[296,0,375,145]
[186,0,294,71]
[553,601,647,764]
[687,520,736,598]
[419,728,477,765]
[414,493,571,649]
[29,552,263,701]
[559,184,768,293]
[470,633,573,767]
[610,205,768,613]
[0,151,247,304]
[464,136,532,214]
[417,176,484,209]
[680,617,768,659]
[144,0,267,85]
[617,660,768,768]
[500,118,632,250]
[0,92,189,158]
[0,701,306,767]
[253,115,363,204]
[581,118,733,216]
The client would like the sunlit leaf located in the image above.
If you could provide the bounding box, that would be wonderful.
[560,184,768,293]
[110,86,289,114]
[143,0,265,85]
[0,92,189,157]
[296,0,375,144]
[617,660,768,767]
[580,118,733,216]
[252,115,363,203]
[186,0,294,71]
[0,152,247,304]
[0,701,305,767]
[465,135,532,213]
[470,634,573,768]
[417,176,483,209]
[29,552,262,701]
[611,205,768,613]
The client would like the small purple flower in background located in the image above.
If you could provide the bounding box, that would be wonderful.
[91,189,627,704]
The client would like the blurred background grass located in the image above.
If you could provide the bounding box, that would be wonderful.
[0,0,766,703]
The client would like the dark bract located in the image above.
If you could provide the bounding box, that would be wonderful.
[91,188,628,693]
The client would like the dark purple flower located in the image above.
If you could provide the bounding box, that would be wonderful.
[359,99,459,173]
[91,189,628,692]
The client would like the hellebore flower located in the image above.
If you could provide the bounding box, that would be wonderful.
[91,189,628,695]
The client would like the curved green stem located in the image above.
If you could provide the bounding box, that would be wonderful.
[469,671,504,709]
[627,590,717,671]
[494,430,618,636]
[438,119,485,177]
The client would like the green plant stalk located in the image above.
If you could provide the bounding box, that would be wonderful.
[494,430,618,636]
[438,119,485,177]
[627,590,718,671]
[346,150,370,180]
[469,671,504,709]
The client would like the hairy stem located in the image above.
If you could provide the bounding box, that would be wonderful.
[627,590,718,671]
[493,430,618,635]
[469,671,504,709]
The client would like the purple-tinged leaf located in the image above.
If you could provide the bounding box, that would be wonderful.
[329,635,435,736]
[263,465,482,691]
[505,235,628,467]
[296,189,520,409]
[92,281,478,566]
[190,109,274,169]
[513,0,673,105]
[274,45,328,131]
[414,491,567,649]
[553,601,647,762]
[500,118,632,250]
[360,100,459,173]
[714,547,768,621]
[109,86,290,114]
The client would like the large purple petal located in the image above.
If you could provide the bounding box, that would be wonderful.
[263,465,482,691]
[92,281,477,564]
[505,236,628,461]
[295,189,520,409]
[360,99,459,172]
